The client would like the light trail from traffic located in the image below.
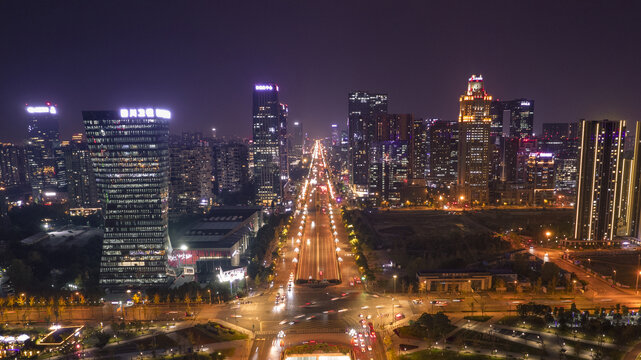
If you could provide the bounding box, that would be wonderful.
[295,141,341,284]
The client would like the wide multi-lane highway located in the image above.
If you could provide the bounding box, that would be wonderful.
[245,141,387,360]
[295,141,341,284]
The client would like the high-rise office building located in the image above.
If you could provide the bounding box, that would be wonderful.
[505,99,535,139]
[429,120,458,182]
[539,122,579,194]
[616,124,641,238]
[515,138,538,183]
[489,100,505,138]
[368,140,409,205]
[83,108,171,289]
[377,113,411,142]
[348,91,388,196]
[331,124,339,147]
[0,143,27,187]
[540,123,569,154]
[25,103,63,202]
[411,118,429,179]
[279,103,289,183]
[215,141,249,193]
[169,133,212,214]
[63,134,98,208]
[289,121,303,162]
[457,75,493,204]
[574,119,626,241]
[252,83,285,205]
[554,158,578,193]
[526,152,555,204]
[502,137,539,183]
[562,122,581,159]
[339,129,349,169]
[368,113,412,204]
[488,100,505,183]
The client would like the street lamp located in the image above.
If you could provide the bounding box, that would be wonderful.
[393,275,398,293]
[177,245,188,268]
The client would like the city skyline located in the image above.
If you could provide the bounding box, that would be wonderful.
[2,1,640,141]
[3,2,641,359]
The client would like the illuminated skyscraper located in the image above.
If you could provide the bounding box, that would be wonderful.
[331,124,339,146]
[0,143,27,187]
[169,133,212,214]
[279,103,289,183]
[62,134,98,208]
[83,108,171,289]
[526,152,555,205]
[348,91,388,196]
[289,121,303,162]
[410,117,429,179]
[489,100,505,138]
[25,103,63,202]
[215,140,249,193]
[505,99,535,139]
[368,140,408,205]
[457,75,493,204]
[429,120,458,183]
[574,119,626,241]
[252,83,286,205]
[368,113,411,204]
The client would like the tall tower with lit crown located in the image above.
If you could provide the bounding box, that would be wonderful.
[252,83,286,205]
[457,75,493,204]
[25,102,63,202]
[84,108,171,289]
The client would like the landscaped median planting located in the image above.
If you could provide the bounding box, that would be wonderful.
[284,342,352,358]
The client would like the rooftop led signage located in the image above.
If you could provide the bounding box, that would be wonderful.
[119,108,171,119]
[26,106,57,114]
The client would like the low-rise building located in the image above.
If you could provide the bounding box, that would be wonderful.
[417,270,493,292]
[170,207,263,274]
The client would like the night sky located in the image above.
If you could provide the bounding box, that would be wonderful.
[1,0,640,142]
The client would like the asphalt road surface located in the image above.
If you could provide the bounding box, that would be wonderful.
[248,141,387,359]
[295,144,340,284]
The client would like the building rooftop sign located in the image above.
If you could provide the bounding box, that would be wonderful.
[119,108,171,119]
[26,105,57,114]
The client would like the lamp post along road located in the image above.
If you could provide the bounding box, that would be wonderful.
[393,274,397,293]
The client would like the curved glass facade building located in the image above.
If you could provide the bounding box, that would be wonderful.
[83,108,170,289]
